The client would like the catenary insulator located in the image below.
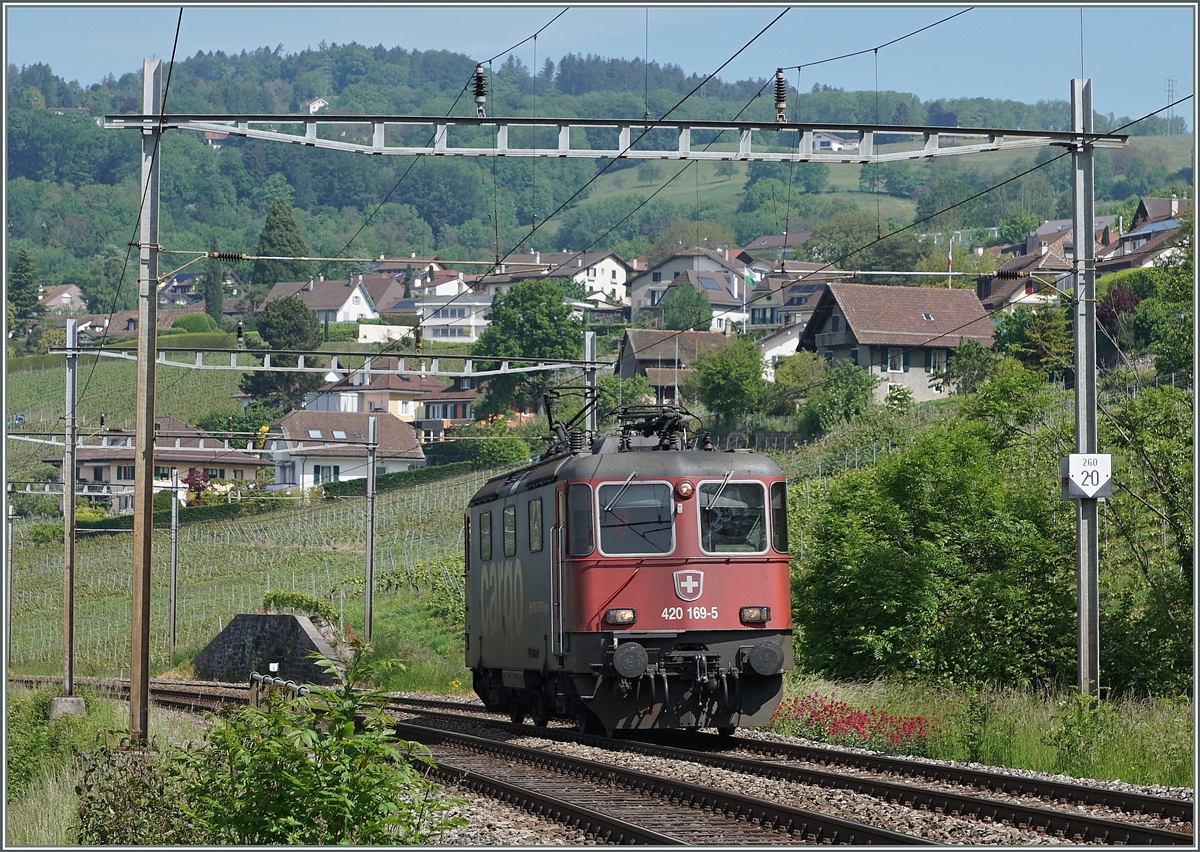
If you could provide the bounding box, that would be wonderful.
[774,68,787,123]
[473,63,487,118]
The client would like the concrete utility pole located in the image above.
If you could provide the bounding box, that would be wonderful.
[170,467,179,659]
[7,504,16,668]
[1071,78,1100,697]
[62,319,78,696]
[364,417,377,642]
[130,59,161,743]
[584,332,597,434]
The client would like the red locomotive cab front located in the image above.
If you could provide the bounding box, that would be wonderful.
[567,473,792,635]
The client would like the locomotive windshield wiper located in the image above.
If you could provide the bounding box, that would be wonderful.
[705,470,733,510]
[602,472,638,513]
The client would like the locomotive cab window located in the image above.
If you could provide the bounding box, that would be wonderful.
[567,484,594,556]
[478,511,492,561]
[699,481,767,553]
[502,504,516,557]
[770,481,788,553]
[598,482,674,555]
[528,497,543,553]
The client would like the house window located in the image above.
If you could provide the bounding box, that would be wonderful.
[651,272,662,283]
[587,266,596,277]
[332,429,347,440]
[830,315,841,332]
[117,466,135,481]
[849,348,859,364]
[887,348,907,373]
[353,295,361,304]
[234,469,243,480]
[313,465,340,484]
[204,468,225,480]
[926,349,948,373]
[279,462,296,484]
[649,290,665,306]
[672,271,682,279]
[154,466,170,479]
[308,429,323,439]
[611,269,617,279]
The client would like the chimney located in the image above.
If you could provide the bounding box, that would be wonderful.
[534,250,540,263]
[411,252,416,258]
[576,257,582,267]
[1039,242,1048,257]
[1171,194,1179,216]
[307,278,314,291]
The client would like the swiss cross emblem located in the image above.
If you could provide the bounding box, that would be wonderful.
[673,570,704,602]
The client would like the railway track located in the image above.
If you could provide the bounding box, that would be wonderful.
[12,676,1193,845]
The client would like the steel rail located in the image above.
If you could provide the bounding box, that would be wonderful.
[381,695,1194,826]
[395,719,938,845]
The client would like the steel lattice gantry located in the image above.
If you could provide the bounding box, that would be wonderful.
[103,113,1127,163]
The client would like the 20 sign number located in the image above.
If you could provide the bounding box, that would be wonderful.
[1064,454,1112,498]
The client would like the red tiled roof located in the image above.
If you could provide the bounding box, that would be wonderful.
[818,283,994,348]
[272,410,424,460]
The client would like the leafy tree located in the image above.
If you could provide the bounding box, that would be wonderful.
[694,335,764,429]
[794,162,829,194]
[238,295,324,408]
[931,338,1000,394]
[994,303,1073,380]
[660,281,713,331]
[472,278,584,419]
[595,373,654,423]
[7,248,42,320]
[998,207,1041,245]
[203,238,224,324]
[765,349,827,415]
[637,161,662,185]
[797,360,877,437]
[794,423,1076,686]
[715,160,736,181]
[83,244,138,314]
[247,198,312,312]
[801,209,924,275]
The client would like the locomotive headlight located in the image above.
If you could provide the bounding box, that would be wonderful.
[674,480,694,499]
[604,608,637,626]
[739,606,771,623]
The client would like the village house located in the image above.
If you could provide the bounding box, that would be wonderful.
[305,361,452,422]
[37,283,87,314]
[413,375,487,442]
[616,328,727,405]
[265,275,379,323]
[797,282,995,404]
[1096,195,1191,275]
[41,416,270,514]
[627,247,753,327]
[474,250,633,305]
[265,410,425,492]
[388,294,492,343]
[975,246,1071,314]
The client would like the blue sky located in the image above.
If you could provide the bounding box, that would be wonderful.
[5,4,1195,127]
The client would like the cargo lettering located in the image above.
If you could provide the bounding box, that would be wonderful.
[481,558,524,637]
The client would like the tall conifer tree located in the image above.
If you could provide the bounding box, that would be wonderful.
[247,198,311,312]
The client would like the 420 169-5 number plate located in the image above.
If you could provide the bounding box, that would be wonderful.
[661,606,718,620]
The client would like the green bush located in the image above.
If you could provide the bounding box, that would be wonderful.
[72,498,281,533]
[168,643,465,844]
[322,461,474,497]
[321,321,363,342]
[75,733,200,845]
[263,590,338,624]
[171,312,218,333]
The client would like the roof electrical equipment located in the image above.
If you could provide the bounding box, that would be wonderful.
[473,64,487,118]
[774,68,787,123]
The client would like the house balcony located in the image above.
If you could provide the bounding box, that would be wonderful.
[815,330,853,348]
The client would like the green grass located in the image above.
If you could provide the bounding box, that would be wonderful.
[4,685,208,846]
[773,674,1194,788]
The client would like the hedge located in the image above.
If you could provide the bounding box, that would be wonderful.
[72,498,283,532]
[321,461,475,498]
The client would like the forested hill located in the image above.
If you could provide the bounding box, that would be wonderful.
[5,44,1190,315]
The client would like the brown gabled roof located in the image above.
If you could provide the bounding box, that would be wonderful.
[623,329,727,365]
[802,283,994,350]
[266,278,377,313]
[320,369,450,396]
[273,410,424,460]
[668,269,744,308]
[643,366,696,388]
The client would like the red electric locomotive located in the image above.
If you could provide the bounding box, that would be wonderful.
[464,405,792,735]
